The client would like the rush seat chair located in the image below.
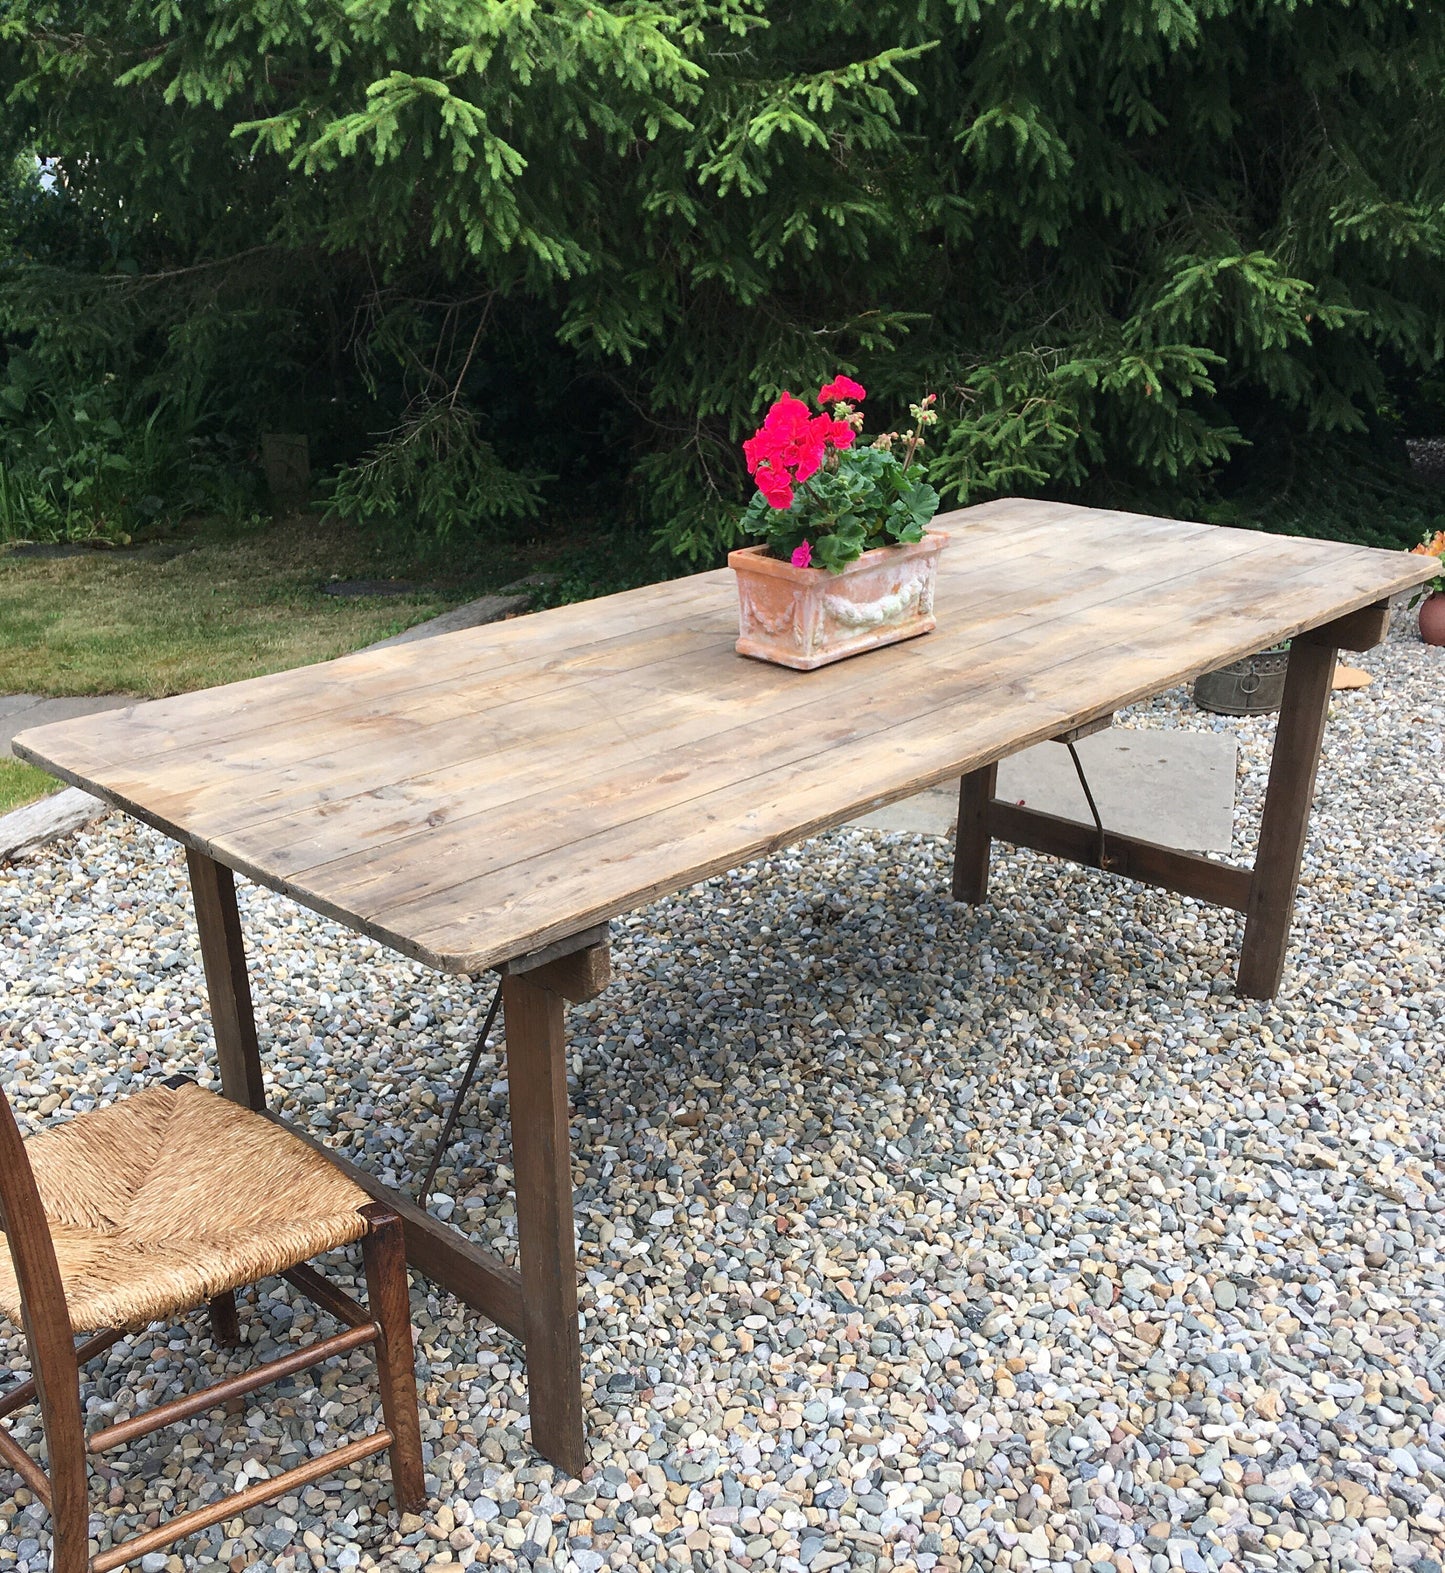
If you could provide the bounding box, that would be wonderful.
[0,1076,425,1571]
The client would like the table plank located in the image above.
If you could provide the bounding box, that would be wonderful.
[30,503,1096,795]
[257,531,1290,904]
[6,502,1207,782]
[77,522,1194,850]
[16,502,1433,972]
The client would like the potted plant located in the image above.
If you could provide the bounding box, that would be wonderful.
[1410,529,1445,646]
[728,376,945,670]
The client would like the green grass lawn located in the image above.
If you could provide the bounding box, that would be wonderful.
[0,514,490,699]
[0,757,62,813]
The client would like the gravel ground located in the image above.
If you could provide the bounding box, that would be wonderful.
[0,614,1442,1573]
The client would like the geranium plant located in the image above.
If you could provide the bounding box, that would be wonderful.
[1410,528,1445,601]
[740,376,941,572]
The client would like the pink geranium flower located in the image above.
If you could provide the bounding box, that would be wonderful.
[756,464,794,510]
[791,540,813,568]
[818,374,866,405]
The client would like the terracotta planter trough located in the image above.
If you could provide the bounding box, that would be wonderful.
[729,530,948,671]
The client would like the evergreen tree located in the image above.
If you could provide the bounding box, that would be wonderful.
[2,0,1442,553]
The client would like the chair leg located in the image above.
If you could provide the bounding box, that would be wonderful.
[30,1334,89,1573]
[359,1204,426,1513]
[209,1290,241,1350]
[51,1488,89,1573]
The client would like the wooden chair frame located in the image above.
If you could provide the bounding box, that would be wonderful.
[0,1077,425,1573]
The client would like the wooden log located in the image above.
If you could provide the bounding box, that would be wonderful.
[0,787,106,863]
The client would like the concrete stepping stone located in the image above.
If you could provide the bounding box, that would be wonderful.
[851,727,1238,854]
[2,694,133,757]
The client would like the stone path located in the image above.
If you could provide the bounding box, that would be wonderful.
[0,693,131,757]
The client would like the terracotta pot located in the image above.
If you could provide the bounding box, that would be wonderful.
[729,530,948,671]
[1420,590,1445,647]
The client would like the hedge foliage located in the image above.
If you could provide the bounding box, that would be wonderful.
[2,1,1443,553]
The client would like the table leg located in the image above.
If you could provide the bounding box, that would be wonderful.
[952,762,998,903]
[186,848,597,1475]
[502,967,586,1477]
[1237,640,1337,999]
[186,850,267,1110]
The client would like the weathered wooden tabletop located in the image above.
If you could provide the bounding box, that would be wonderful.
[15,500,1434,973]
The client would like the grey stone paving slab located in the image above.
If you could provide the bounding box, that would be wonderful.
[2,695,132,757]
[850,727,1238,853]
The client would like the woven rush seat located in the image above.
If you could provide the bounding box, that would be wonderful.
[0,1082,370,1333]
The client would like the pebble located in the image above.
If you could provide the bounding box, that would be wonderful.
[0,628,1442,1571]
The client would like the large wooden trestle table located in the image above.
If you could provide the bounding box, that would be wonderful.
[16,500,1436,1475]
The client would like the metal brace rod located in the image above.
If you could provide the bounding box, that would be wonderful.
[414,922,611,1205]
[1065,741,1113,870]
[416,978,504,1203]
